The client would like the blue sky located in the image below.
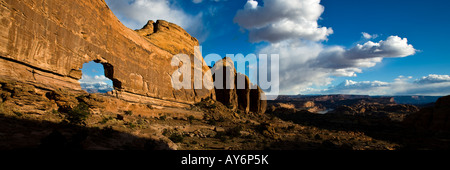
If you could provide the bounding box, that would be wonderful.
[79,61,113,90]
[89,0,450,96]
[320,0,450,82]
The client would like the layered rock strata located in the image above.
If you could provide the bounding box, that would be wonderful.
[0,0,214,107]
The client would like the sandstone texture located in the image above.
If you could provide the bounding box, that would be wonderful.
[212,58,266,114]
[136,20,200,57]
[0,0,214,107]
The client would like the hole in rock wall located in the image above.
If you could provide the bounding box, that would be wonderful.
[79,61,114,93]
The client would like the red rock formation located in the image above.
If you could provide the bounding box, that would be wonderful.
[136,20,200,57]
[212,58,238,111]
[0,0,214,107]
[250,84,267,114]
[212,58,267,114]
[236,73,250,114]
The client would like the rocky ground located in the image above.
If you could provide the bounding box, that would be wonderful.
[1,77,449,150]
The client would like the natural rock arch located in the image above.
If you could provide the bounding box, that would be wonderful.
[0,0,214,107]
[0,0,266,111]
[77,59,120,93]
[91,59,122,90]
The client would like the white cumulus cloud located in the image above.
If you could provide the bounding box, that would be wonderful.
[414,74,450,84]
[362,32,378,39]
[234,0,333,43]
[315,36,416,70]
[234,0,417,94]
[244,0,259,9]
[319,75,450,96]
[79,75,114,93]
[258,36,416,94]
[79,75,112,85]
[324,80,391,95]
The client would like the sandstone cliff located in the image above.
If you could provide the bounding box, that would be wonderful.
[136,20,200,57]
[0,0,213,107]
[212,58,267,114]
[212,58,239,111]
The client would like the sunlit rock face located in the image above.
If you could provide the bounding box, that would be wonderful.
[0,0,214,106]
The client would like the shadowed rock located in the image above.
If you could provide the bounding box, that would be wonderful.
[212,58,238,111]
[250,84,267,114]
[212,58,266,114]
[236,73,250,114]
[404,95,450,132]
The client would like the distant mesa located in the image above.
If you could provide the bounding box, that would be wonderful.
[80,82,113,94]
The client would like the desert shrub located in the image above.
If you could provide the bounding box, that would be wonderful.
[13,111,23,117]
[215,126,243,142]
[99,116,114,124]
[124,110,133,116]
[209,103,217,109]
[187,115,195,124]
[65,102,91,126]
[135,118,147,126]
[50,109,59,115]
[116,114,124,121]
[217,117,226,122]
[207,118,217,126]
[159,115,167,120]
[125,119,147,129]
[207,116,226,125]
[125,122,137,129]
[162,128,170,136]
[194,98,217,109]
